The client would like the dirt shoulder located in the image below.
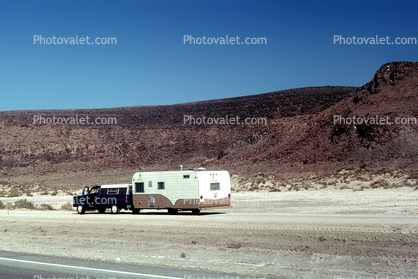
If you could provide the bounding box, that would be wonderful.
[0,189,417,279]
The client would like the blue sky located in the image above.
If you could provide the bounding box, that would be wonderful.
[0,0,417,111]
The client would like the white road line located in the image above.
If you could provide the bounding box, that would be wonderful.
[0,256,183,279]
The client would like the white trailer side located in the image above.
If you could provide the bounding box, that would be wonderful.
[131,169,231,213]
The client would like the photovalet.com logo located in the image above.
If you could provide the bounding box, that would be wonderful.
[183,115,267,125]
[333,35,417,45]
[33,115,118,125]
[183,35,267,45]
[33,35,117,45]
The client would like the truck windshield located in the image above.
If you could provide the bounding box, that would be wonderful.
[90,187,99,195]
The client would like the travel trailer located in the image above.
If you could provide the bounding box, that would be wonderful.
[73,168,231,214]
[131,168,231,214]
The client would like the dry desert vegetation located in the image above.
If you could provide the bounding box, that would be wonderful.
[0,168,417,278]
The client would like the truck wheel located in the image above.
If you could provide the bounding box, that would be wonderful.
[98,208,106,214]
[111,205,120,214]
[192,209,200,214]
[132,208,140,214]
[77,205,85,214]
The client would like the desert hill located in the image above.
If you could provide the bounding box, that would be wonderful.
[0,86,354,178]
[230,61,418,172]
[0,61,417,189]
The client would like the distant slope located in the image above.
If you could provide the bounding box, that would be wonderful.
[225,61,418,172]
[0,86,355,177]
[3,60,417,179]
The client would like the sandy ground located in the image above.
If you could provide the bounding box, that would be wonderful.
[0,188,417,279]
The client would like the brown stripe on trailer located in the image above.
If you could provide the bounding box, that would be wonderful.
[132,194,173,209]
[199,197,231,210]
[174,199,200,209]
[133,195,231,210]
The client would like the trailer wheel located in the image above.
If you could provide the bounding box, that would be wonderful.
[77,205,85,214]
[132,208,140,214]
[98,208,106,214]
[111,205,120,214]
[192,209,200,214]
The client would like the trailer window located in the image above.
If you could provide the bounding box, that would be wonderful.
[210,182,220,191]
[107,188,119,195]
[148,181,152,187]
[157,182,165,190]
[183,175,190,179]
[135,182,144,193]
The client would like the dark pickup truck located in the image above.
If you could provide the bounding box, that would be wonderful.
[73,184,140,214]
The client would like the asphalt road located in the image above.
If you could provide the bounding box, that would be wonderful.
[0,251,247,279]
